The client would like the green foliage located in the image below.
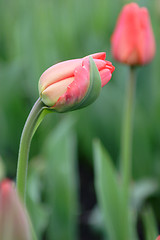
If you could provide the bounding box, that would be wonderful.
[142,207,158,240]
[42,116,78,240]
[93,139,136,240]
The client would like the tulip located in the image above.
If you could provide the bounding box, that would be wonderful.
[39,52,115,112]
[156,237,160,240]
[111,3,155,65]
[0,179,31,240]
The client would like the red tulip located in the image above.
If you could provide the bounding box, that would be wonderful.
[39,52,115,112]
[0,179,31,240]
[156,236,160,240]
[111,3,155,65]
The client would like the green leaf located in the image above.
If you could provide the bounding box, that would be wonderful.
[43,116,79,240]
[142,207,158,240]
[93,139,133,240]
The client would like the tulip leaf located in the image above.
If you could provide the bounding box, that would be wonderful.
[142,207,158,240]
[93,139,133,240]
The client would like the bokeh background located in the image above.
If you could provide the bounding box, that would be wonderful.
[0,0,160,239]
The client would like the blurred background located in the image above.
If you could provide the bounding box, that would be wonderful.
[0,0,160,239]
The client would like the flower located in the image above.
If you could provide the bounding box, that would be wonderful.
[0,179,31,240]
[111,3,155,65]
[156,237,160,240]
[39,52,115,112]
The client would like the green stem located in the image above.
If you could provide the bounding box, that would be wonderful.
[16,98,45,203]
[120,66,136,199]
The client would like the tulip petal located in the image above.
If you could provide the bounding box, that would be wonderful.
[111,3,155,65]
[105,61,115,73]
[41,77,74,107]
[83,58,106,71]
[53,65,89,112]
[113,3,141,64]
[139,8,155,63]
[90,52,106,60]
[39,53,114,112]
[99,69,112,87]
[0,180,31,240]
[39,59,82,92]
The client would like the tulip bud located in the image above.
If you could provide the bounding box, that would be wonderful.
[111,3,155,65]
[156,237,160,240]
[39,52,115,112]
[0,179,31,240]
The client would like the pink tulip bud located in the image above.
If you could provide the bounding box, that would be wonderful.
[156,236,160,240]
[0,179,31,240]
[39,52,115,112]
[111,3,155,65]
